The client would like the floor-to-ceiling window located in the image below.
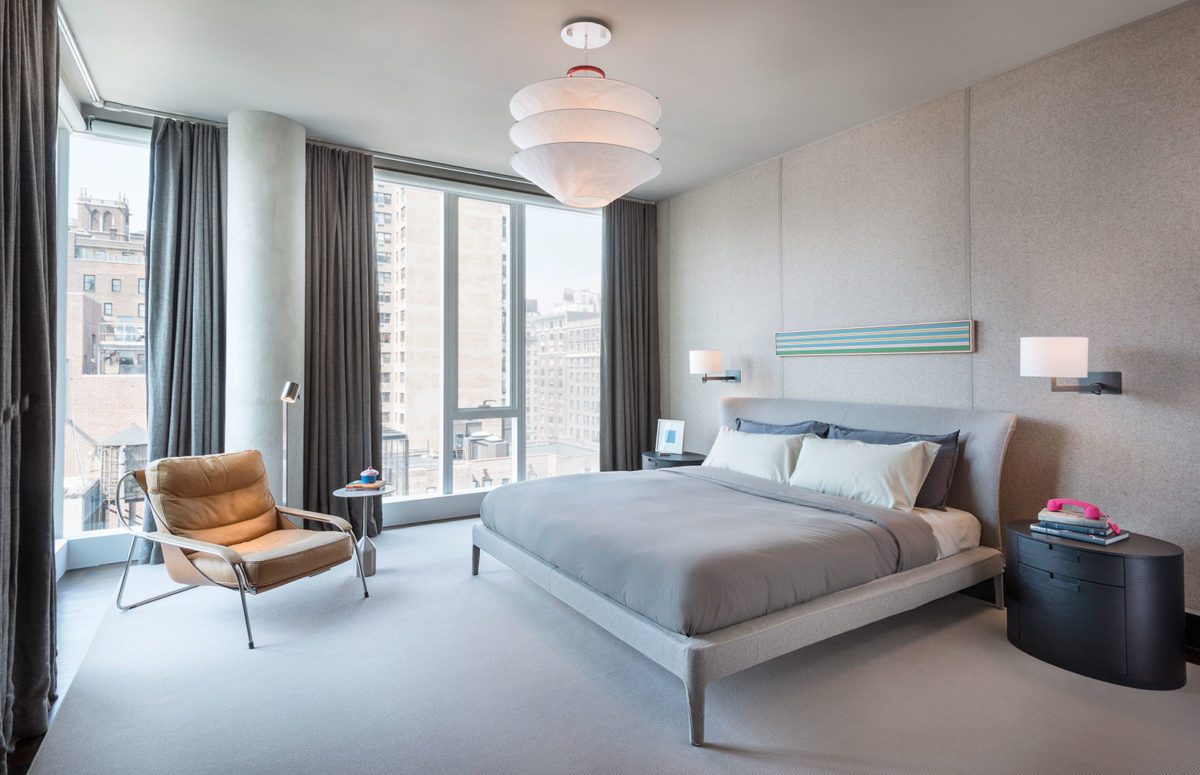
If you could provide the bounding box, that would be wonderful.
[373,172,601,507]
[524,205,602,478]
[60,132,151,536]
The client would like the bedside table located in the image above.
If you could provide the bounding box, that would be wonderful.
[641,451,705,470]
[1005,520,1186,690]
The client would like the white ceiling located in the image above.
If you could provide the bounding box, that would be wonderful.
[60,0,1182,201]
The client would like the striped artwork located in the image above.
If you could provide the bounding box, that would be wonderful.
[775,320,976,357]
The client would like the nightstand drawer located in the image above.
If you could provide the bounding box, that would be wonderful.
[1017,564,1126,676]
[1016,534,1124,586]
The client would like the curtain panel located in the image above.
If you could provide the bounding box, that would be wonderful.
[303,144,382,537]
[599,199,660,471]
[0,0,59,761]
[143,118,227,562]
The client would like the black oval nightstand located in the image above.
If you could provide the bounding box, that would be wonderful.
[641,451,706,471]
[1004,520,1186,690]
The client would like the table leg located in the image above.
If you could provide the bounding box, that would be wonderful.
[356,497,377,577]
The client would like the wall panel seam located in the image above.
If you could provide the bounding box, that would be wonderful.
[965,87,974,410]
[779,159,785,398]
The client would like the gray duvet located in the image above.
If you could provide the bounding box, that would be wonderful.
[479,467,939,636]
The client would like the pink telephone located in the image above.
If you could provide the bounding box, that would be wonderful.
[1044,498,1121,534]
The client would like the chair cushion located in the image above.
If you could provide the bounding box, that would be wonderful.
[145,450,278,546]
[190,529,353,590]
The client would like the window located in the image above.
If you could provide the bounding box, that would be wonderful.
[373,173,600,503]
[376,252,391,264]
[61,131,150,536]
[377,231,392,244]
[376,211,392,225]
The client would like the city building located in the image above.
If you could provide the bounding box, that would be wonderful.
[62,193,148,532]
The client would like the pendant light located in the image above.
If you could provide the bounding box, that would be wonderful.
[509,20,661,209]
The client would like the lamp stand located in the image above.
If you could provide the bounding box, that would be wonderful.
[281,401,289,507]
[701,370,741,384]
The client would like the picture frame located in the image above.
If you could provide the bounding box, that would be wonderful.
[655,419,686,455]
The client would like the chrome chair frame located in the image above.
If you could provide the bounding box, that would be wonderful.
[114,470,370,649]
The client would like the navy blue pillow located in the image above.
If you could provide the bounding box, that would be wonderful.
[735,418,830,438]
[826,424,961,510]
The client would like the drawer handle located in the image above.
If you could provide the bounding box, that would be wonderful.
[1045,574,1080,592]
[1047,544,1080,562]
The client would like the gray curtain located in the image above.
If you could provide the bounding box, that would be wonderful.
[600,199,660,471]
[0,0,59,761]
[142,118,227,563]
[303,144,382,538]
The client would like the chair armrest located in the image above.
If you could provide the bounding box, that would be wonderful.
[277,506,353,533]
[140,531,245,566]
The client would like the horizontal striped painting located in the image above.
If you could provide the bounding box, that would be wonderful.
[775,320,976,357]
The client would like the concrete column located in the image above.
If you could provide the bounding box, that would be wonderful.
[225,110,306,506]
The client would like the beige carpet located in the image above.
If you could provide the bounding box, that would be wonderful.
[33,519,1199,775]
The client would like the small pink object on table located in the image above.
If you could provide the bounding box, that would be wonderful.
[1045,498,1121,534]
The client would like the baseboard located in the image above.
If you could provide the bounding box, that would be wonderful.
[1187,609,1199,654]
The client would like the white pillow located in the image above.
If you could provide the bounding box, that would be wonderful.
[701,426,809,484]
[787,436,940,510]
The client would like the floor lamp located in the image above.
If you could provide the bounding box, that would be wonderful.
[280,381,301,507]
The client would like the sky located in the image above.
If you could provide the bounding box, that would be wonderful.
[67,133,151,232]
[525,205,602,313]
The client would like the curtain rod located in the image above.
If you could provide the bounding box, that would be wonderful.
[95,101,534,188]
[88,101,655,205]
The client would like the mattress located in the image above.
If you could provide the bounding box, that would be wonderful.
[479,467,941,636]
[910,505,981,560]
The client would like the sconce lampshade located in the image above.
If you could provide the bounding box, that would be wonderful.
[1020,337,1088,378]
[689,350,722,375]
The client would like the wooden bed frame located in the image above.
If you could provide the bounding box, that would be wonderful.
[472,397,1017,745]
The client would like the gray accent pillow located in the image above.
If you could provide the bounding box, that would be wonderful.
[736,418,831,438]
[826,424,961,510]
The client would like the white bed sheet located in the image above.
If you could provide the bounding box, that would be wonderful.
[910,505,981,559]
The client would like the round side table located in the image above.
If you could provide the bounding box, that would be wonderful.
[332,486,394,577]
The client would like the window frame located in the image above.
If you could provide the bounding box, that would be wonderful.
[373,170,598,518]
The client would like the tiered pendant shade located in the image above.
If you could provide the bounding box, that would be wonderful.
[510,73,661,208]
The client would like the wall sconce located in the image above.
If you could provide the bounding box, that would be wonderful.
[689,350,741,384]
[280,381,301,505]
[1019,337,1121,395]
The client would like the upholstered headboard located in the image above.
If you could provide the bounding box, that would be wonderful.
[718,397,1017,550]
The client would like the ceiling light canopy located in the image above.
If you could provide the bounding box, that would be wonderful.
[509,20,661,209]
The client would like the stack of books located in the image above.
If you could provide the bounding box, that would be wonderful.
[344,480,385,491]
[1031,508,1129,545]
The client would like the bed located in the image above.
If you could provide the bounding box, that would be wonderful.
[471,397,1017,745]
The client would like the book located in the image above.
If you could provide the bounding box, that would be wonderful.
[1036,507,1110,528]
[1036,520,1113,537]
[1030,524,1130,545]
[344,480,385,491]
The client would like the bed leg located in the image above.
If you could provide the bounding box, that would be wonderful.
[992,573,1005,610]
[471,545,480,576]
[685,679,706,746]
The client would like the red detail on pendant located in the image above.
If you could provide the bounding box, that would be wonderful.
[566,65,606,78]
